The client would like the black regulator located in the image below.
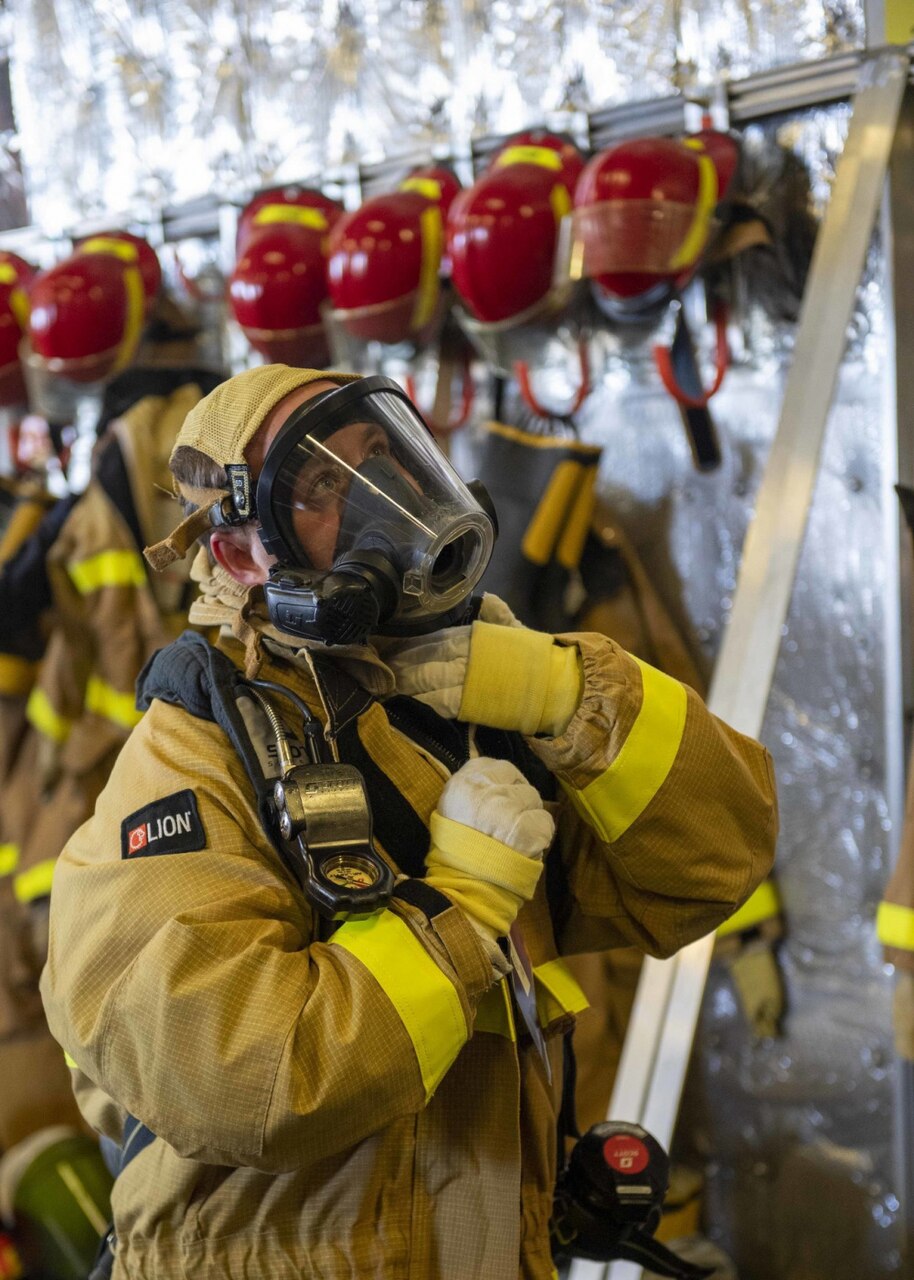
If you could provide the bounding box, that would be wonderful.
[551,1122,713,1279]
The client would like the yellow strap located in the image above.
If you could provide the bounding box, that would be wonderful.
[9,283,29,331]
[877,901,914,951]
[563,657,687,843]
[474,980,516,1039]
[717,877,782,936]
[84,674,144,731]
[0,842,19,876]
[14,857,55,903]
[550,180,572,224]
[79,236,139,263]
[522,460,583,566]
[332,909,467,1100]
[0,652,37,697]
[482,420,602,455]
[252,203,329,231]
[0,262,17,284]
[533,958,590,1026]
[68,548,147,594]
[400,176,442,202]
[669,145,718,271]
[26,686,72,743]
[411,205,442,332]
[495,145,562,172]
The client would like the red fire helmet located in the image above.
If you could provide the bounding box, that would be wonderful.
[236,186,344,255]
[0,250,35,407]
[230,216,334,368]
[485,129,585,198]
[326,171,456,346]
[74,229,162,315]
[28,238,148,384]
[572,130,740,313]
[447,134,584,327]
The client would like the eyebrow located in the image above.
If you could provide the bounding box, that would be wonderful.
[302,433,434,536]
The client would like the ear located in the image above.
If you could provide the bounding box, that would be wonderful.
[210,527,269,586]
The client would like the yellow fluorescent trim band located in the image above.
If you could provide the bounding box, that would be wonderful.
[9,285,29,332]
[84,675,144,731]
[522,459,583,566]
[253,204,328,231]
[400,176,442,201]
[0,843,19,876]
[550,181,572,224]
[555,464,599,571]
[411,205,442,332]
[0,262,17,283]
[496,145,562,172]
[474,980,516,1040]
[563,657,687,844]
[332,910,467,1100]
[27,686,72,743]
[533,959,590,1030]
[717,878,782,937]
[64,1051,78,1069]
[877,901,914,951]
[80,236,139,262]
[0,653,37,697]
[14,857,56,903]
[669,152,718,272]
[482,419,602,455]
[68,548,147,594]
[111,265,146,375]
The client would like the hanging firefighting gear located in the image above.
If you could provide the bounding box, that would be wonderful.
[0,250,34,412]
[326,166,459,351]
[230,187,344,368]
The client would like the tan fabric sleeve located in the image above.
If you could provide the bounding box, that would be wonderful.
[41,701,501,1172]
[529,631,778,957]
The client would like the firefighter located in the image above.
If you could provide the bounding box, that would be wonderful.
[41,364,777,1280]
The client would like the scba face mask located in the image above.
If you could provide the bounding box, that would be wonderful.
[254,375,497,645]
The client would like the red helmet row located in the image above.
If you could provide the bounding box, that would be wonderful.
[0,230,164,409]
[229,129,739,365]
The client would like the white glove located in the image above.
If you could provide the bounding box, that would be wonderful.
[378,624,471,719]
[426,757,554,944]
[437,757,554,857]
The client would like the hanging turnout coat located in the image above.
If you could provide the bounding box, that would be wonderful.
[41,598,777,1280]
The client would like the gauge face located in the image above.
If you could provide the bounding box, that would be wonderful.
[321,855,380,891]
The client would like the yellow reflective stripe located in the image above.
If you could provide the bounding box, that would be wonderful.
[80,236,139,263]
[0,262,17,284]
[26,686,72,743]
[474,979,516,1040]
[550,180,572,224]
[111,264,146,374]
[496,145,562,172]
[533,958,590,1027]
[563,657,687,843]
[0,843,19,876]
[717,878,782,937]
[410,205,442,332]
[68,548,147,594]
[0,497,47,564]
[555,463,598,570]
[0,653,37,697]
[14,857,55,903]
[483,419,602,455]
[877,901,914,951]
[64,1051,79,1069]
[332,910,467,1100]
[84,674,143,731]
[400,176,442,202]
[252,203,328,231]
[522,460,582,566]
[669,146,718,271]
[9,283,29,331]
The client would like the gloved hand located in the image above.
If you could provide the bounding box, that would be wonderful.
[425,757,554,942]
[383,620,583,737]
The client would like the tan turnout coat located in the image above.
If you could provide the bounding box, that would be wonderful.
[41,609,777,1280]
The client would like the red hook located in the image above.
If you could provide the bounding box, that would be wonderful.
[513,339,591,421]
[405,354,475,436]
[653,301,730,410]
